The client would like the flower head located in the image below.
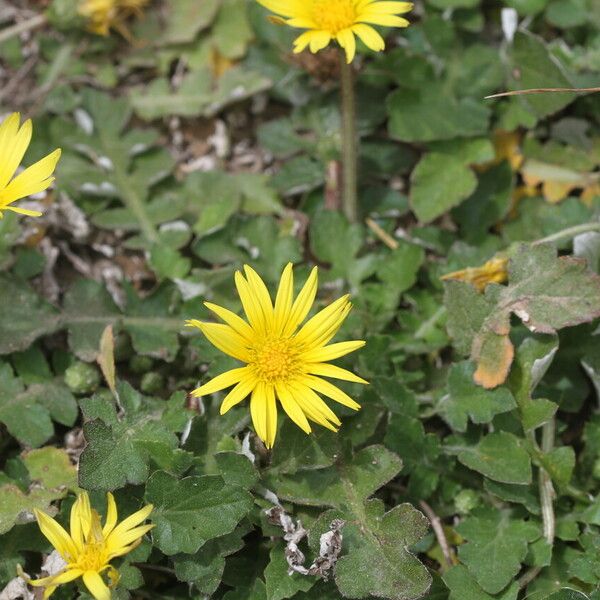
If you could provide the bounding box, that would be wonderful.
[256,0,413,63]
[441,256,509,293]
[0,113,61,219]
[187,264,368,448]
[78,0,149,37]
[29,492,153,600]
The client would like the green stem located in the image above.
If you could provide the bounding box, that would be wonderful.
[339,54,358,223]
[534,222,600,246]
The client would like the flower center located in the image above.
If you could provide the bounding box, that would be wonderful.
[75,542,109,572]
[311,0,356,34]
[251,337,299,384]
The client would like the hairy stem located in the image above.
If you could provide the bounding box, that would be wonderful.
[534,222,600,246]
[339,55,358,223]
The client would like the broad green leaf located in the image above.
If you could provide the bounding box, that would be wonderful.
[387,85,490,142]
[145,470,253,555]
[456,509,540,593]
[443,565,519,600]
[454,431,532,484]
[264,542,315,600]
[445,244,600,388]
[440,361,517,431]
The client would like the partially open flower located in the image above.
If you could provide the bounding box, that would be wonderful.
[28,492,153,600]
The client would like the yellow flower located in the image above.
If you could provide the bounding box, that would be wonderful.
[78,0,149,37]
[187,264,368,448]
[29,492,153,600]
[0,113,61,219]
[256,0,413,63]
[441,256,509,293]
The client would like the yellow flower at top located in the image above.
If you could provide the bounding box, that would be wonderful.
[78,0,149,37]
[187,264,368,448]
[28,492,153,600]
[0,113,61,219]
[257,0,413,63]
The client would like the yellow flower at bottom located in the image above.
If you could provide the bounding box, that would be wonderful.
[29,492,153,600]
[187,264,368,448]
[257,0,413,63]
[0,113,61,218]
[78,0,149,37]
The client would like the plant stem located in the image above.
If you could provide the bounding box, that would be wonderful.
[534,222,600,246]
[0,13,47,44]
[339,54,358,223]
[519,420,556,589]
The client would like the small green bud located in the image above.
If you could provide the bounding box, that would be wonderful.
[454,489,479,514]
[65,362,101,395]
[140,372,164,395]
[129,355,154,374]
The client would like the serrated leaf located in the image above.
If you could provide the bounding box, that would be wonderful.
[454,432,532,484]
[455,509,540,593]
[445,244,600,388]
[145,470,253,555]
[264,542,315,600]
[443,565,519,600]
[440,361,517,431]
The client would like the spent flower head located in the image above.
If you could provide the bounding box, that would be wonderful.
[257,0,413,63]
[28,492,153,600]
[78,0,149,37]
[187,263,368,448]
[441,256,509,293]
[0,113,61,219]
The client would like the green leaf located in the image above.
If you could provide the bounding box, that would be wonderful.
[454,432,533,484]
[161,0,219,44]
[0,363,77,448]
[387,85,490,142]
[443,565,519,600]
[455,509,540,593]
[145,470,253,555]
[508,334,559,430]
[78,394,190,490]
[445,244,600,388]
[509,32,576,120]
[333,500,432,600]
[440,361,517,432]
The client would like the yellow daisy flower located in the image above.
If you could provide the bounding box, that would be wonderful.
[0,113,61,219]
[28,492,153,600]
[256,0,413,63]
[78,0,149,37]
[187,264,368,448]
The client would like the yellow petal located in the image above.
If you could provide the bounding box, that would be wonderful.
[29,568,83,588]
[302,375,361,410]
[102,493,118,537]
[192,367,250,397]
[204,301,254,341]
[275,383,312,435]
[34,509,78,560]
[82,571,111,600]
[235,271,267,334]
[300,340,365,362]
[105,503,153,547]
[0,115,31,190]
[264,383,278,448]
[273,263,294,334]
[194,322,251,362]
[250,382,269,445]
[304,362,369,384]
[243,264,275,328]
[284,266,318,335]
[220,376,258,414]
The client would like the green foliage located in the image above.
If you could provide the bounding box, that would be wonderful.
[1,0,600,599]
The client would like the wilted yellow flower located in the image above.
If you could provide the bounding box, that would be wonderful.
[78,0,149,37]
[441,257,509,293]
[493,130,524,171]
[0,113,61,219]
[187,264,367,448]
[28,492,153,600]
[256,0,413,63]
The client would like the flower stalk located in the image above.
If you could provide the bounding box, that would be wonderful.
[340,55,358,223]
